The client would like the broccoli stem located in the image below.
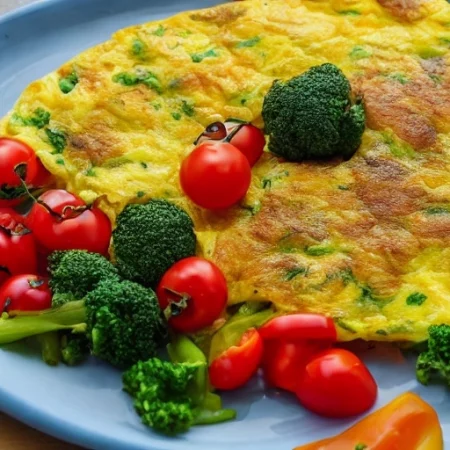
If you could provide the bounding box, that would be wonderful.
[37,332,61,366]
[0,301,86,344]
[193,407,237,425]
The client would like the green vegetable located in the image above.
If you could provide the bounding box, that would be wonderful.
[113,199,196,287]
[349,46,372,60]
[113,70,162,94]
[123,337,235,435]
[304,245,334,256]
[339,10,361,15]
[262,63,365,162]
[416,324,450,386]
[355,444,367,450]
[11,108,50,129]
[335,319,357,333]
[132,39,148,59]
[152,24,166,36]
[406,292,427,306]
[0,279,167,369]
[59,72,79,94]
[45,128,67,154]
[48,250,120,307]
[284,267,308,281]
[425,206,450,215]
[236,36,261,48]
[37,332,61,366]
[171,112,182,121]
[376,329,388,336]
[181,100,195,117]
[60,333,90,366]
[191,49,218,63]
[388,73,409,85]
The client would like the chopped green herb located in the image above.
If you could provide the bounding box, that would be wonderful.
[191,49,218,63]
[358,285,393,308]
[388,73,409,84]
[375,329,388,336]
[284,267,308,281]
[261,171,289,189]
[59,71,79,94]
[113,70,162,94]
[418,47,446,59]
[406,292,427,306]
[151,102,162,111]
[85,167,96,177]
[152,24,166,36]
[355,444,368,450]
[168,79,182,89]
[338,185,350,190]
[383,133,416,158]
[429,74,443,84]
[425,206,450,215]
[181,100,195,117]
[171,112,182,121]
[177,30,192,38]
[236,36,261,48]
[241,201,261,215]
[136,191,146,198]
[101,157,132,168]
[140,162,148,169]
[335,319,357,333]
[304,245,334,256]
[337,268,357,285]
[339,10,361,15]
[349,45,372,60]
[386,323,412,334]
[45,129,67,154]
[55,158,65,166]
[11,108,50,129]
[132,39,148,59]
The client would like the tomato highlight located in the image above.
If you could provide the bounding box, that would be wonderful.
[209,328,263,391]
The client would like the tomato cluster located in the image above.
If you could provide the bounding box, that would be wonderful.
[0,137,112,313]
[180,121,266,210]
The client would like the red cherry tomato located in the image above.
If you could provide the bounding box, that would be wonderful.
[259,314,337,342]
[0,210,37,287]
[180,142,251,210]
[225,122,266,167]
[262,340,331,393]
[296,348,378,418]
[0,138,39,207]
[209,328,263,390]
[32,159,52,187]
[27,189,111,255]
[156,257,228,333]
[0,274,52,312]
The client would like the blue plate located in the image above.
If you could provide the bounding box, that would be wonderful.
[1,1,450,449]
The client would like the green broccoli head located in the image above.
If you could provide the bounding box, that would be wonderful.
[123,358,200,435]
[262,63,365,161]
[112,199,197,287]
[85,279,167,368]
[416,324,450,386]
[48,250,120,306]
[60,333,90,366]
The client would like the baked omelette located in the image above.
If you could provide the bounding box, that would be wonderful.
[1,0,450,343]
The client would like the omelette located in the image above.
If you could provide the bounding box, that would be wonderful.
[1,0,450,343]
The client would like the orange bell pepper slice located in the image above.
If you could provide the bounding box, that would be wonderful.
[294,392,443,450]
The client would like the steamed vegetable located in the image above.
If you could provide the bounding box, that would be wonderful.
[112,199,196,286]
[262,63,365,161]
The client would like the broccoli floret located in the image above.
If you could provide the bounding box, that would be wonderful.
[60,333,90,366]
[112,199,196,287]
[123,337,236,435]
[0,279,167,369]
[262,63,366,161]
[48,250,120,306]
[416,324,450,386]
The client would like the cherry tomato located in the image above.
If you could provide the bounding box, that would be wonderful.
[259,314,337,342]
[262,340,331,393]
[32,159,52,187]
[180,142,251,210]
[0,138,39,207]
[27,189,111,255]
[296,348,378,418]
[225,121,265,167]
[156,257,228,333]
[209,328,263,390]
[196,121,265,167]
[0,274,52,312]
[0,210,37,287]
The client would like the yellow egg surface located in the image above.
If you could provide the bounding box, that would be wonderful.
[2,0,450,342]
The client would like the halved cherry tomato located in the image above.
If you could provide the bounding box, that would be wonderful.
[0,274,52,312]
[0,209,37,286]
[180,142,252,210]
[259,314,337,342]
[209,328,263,390]
[296,348,377,418]
[195,121,265,167]
[156,257,228,333]
[262,340,331,393]
[0,137,39,207]
[27,189,111,255]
